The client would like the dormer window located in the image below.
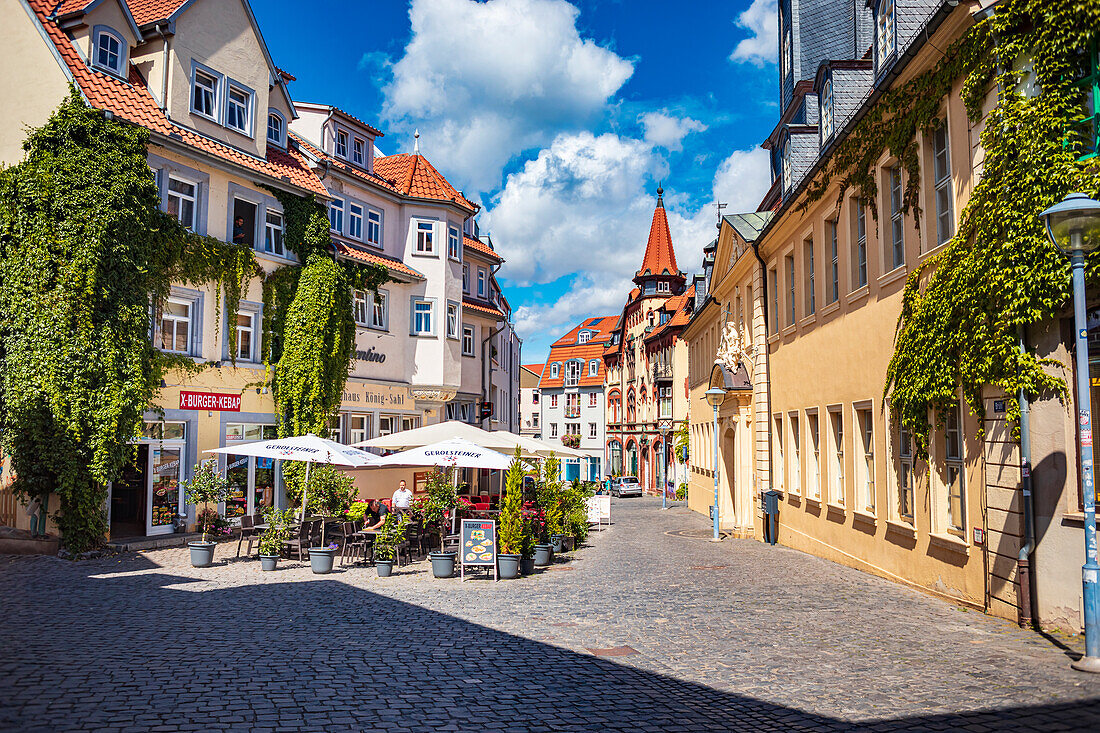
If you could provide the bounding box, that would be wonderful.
[267,110,285,147]
[550,363,560,378]
[225,83,252,135]
[876,0,896,69]
[336,130,348,158]
[578,331,591,344]
[94,27,124,75]
[589,360,599,377]
[781,139,793,192]
[191,68,218,120]
[657,281,670,293]
[780,4,792,81]
[820,77,834,143]
[353,138,365,166]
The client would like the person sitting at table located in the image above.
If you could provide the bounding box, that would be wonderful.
[364,498,388,530]
[391,480,413,514]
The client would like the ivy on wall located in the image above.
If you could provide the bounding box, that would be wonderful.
[878,0,1100,454]
[0,91,256,551]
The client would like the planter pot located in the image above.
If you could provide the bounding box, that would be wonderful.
[497,553,521,579]
[563,535,575,552]
[430,551,456,578]
[520,556,536,575]
[376,559,394,577]
[309,547,337,574]
[550,534,565,553]
[533,544,553,566]
[259,555,279,572]
[188,541,216,568]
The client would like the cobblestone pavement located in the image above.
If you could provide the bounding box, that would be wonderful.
[3,498,1100,732]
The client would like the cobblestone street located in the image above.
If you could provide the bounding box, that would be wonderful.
[2,498,1100,731]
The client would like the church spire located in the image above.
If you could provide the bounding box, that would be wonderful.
[634,185,682,287]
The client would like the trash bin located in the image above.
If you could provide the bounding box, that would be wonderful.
[763,490,781,545]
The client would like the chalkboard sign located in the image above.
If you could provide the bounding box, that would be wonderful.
[460,519,497,581]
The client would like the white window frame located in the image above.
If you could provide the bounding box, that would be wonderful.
[233,311,255,362]
[828,405,845,506]
[462,325,475,356]
[264,209,285,257]
[788,411,801,496]
[589,392,598,407]
[353,137,365,166]
[266,110,286,147]
[932,122,954,247]
[190,65,219,122]
[588,360,598,377]
[411,298,434,336]
[589,422,598,439]
[225,81,253,136]
[578,331,591,344]
[565,361,580,387]
[820,76,834,143]
[855,404,875,514]
[853,199,868,289]
[772,413,785,491]
[807,410,821,500]
[93,26,125,75]
[415,221,435,254]
[446,301,459,340]
[550,423,559,439]
[347,413,372,446]
[462,264,470,293]
[157,297,193,355]
[370,290,389,331]
[329,198,344,233]
[888,166,905,270]
[550,363,560,378]
[352,290,369,326]
[477,268,488,298]
[366,208,382,247]
[944,402,966,533]
[786,253,796,325]
[348,202,363,240]
[166,175,198,231]
[448,226,461,260]
[876,0,896,70]
[828,220,839,303]
[896,423,915,522]
[782,140,792,192]
[804,237,815,315]
[336,129,348,158]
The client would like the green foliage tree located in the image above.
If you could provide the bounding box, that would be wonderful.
[258,508,294,556]
[423,464,459,550]
[0,91,255,552]
[537,453,564,538]
[372,511,410,562]
[182,462,231,543]
[288,464,356,517]
[674,418,690,463]
[498,448,527,555]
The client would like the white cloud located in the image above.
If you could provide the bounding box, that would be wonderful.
[711,146,772,213]
[513,274,631,342]
[640,111,707,152]
[381,0,634,192]
[729,0,777,67]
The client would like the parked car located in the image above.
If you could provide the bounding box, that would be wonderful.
[611,476,642,497]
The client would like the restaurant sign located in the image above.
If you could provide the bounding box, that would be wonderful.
[340,380,409,409]
[178,391,241,411]
[460,519,498,581]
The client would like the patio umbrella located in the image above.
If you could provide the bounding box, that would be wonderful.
[355,420,586,458]
[370,437,513,470]
[206,434,378,522]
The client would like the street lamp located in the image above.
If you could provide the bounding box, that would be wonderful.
[1041,192,1100,674]
[705,387,727,541]
[658,418,673,509]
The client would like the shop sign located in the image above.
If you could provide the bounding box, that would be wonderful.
[355,347,386,364]
[341,381,409,409]
[178,391,241,411]
[460,519,497,581]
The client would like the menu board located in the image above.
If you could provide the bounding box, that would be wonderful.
[587,495,611,525]
[460,519,497,566]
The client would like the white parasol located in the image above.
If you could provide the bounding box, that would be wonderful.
[370,437,513,470]
[206,433,378,521]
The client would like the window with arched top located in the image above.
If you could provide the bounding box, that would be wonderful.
[267,110,286,147]
[876,0,896,69]
[820,76,834,144]
[550,362,560,378]
[93,26,126,75]
[589,360,598,376]
[782,137,793,192]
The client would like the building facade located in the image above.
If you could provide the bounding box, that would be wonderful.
[539,318,617,482]
[603,189,694,494]
[0,0,520,540]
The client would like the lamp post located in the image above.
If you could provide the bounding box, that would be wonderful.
[705,387,727,541]
[658,418,673,509]
[1040,192,1100,673]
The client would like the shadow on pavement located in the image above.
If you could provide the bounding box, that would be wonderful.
[1,553,1099,732]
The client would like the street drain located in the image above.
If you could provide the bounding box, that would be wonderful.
[587,645,639,657]
[666,529,729,540]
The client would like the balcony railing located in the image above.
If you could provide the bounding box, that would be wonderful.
[564,406,581,419]
[653,363,673,380]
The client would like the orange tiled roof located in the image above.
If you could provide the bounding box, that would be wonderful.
[333,239,423,280]
[28,0,327,197]
[463,298,505,320]
[52,0,97,15]
[538,316,618,389]
[127,0,191,25]
[636,187,680,279]
[522,363,545,377]
[644,284,696,342]
[373,154,477,214]
[463,235,502,262]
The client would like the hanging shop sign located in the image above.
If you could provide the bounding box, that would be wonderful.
[178,391,241,411]
[460,519,498,581]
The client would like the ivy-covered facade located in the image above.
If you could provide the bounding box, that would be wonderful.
[686,0,1099,633]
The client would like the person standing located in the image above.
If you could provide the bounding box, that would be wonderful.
[391,480,413,514]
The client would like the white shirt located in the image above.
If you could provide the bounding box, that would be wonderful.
[391,487,413,509]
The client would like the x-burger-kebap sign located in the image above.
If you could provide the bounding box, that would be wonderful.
[178,391,241,412]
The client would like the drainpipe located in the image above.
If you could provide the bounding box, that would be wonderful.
[155,24,170,114]
[1018,325,1037,628]
[751,240,774,515]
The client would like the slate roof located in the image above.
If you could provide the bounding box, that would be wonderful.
[373,154,477,214]
[28,0,326,197]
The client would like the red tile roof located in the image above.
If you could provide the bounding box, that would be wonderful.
[636,187,680,279]
[522,363,545,377]
[297,102,384,138]
[373,154,477,214]
[28,0,327,197]
[463,299,505,320]
[289,131,401,195]
[333,239,423,280]
[643,284,696,343]
[127,0,191,25]
[52,0,97,16]
[463,235,502,262]
[539,316,618,389]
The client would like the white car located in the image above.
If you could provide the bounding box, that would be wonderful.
[612,476,643,497]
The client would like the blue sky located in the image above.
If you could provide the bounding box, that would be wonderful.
[252,0,779,363]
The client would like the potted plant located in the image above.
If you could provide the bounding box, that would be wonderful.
[258,508,293,571]
[496,448,525,579]
[182,462,230,568]
[296,465,355,572]
[372,512,410,578]
[521,507,541,574]
[561,433,580,449]
[538,453,565,555]
[423,465,460,578]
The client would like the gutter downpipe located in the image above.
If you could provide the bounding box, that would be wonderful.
[1018,326,1037,628]
[155,24,170,114]
[751,239,774,525]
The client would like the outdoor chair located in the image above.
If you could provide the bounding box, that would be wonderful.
[236,514,258,558]
[397,522,419,566]
[283,520,311,561]
[340,521,368,566]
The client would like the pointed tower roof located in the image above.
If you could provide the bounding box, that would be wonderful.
[634,186,683,284]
